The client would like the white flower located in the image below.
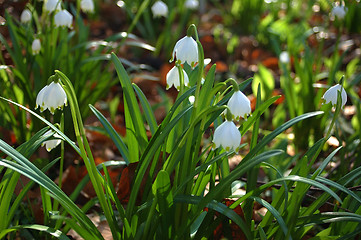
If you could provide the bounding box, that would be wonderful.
[185,0,199,10]
[322,84,347,108]
[213,120,242,151]
[171,36,198,67]
[81,0,94,13]
[227,91,251,120]
[166,66,189,90]
[189,95,195,104]
[36,81,67,114]
[332,5,347,19]
[151,1,168,18]
[54,9,73,28]
[279,51,290,64]
[20,9,32,23]
[42,130,62,152]
[45,0,61,13]
[32,39,41,55]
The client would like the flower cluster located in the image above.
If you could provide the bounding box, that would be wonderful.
[212,90,251,151]
[36,81,67,114]
[166,35,198,91]
[167,34,250,152]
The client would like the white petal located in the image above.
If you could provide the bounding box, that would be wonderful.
[322,84,347,107]
[42,130,62,151]
[36,85,49,110]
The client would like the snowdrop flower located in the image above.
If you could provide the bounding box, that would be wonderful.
[32,39,41,55]
[54,9,73,28]
[151,1,168,18]
[81,0,94,13]
[185,0,199,10]
[331,5,347,19]
[36,81,67,114]
[279,51,290,64]
[171,36,198,67]
[42,130,62,152]
[45,0,61,13]
[322,84,347,108]
[166,66,189,90]
[20,9,32,23]
[213,120,242,151]
[227,91,251,120]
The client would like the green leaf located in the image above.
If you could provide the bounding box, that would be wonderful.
[251,197,290,239]
[0,224,70,240]
[111,51,148,152]
[89,104,130,164]
[175,195,252,239]
[133,83,158,135]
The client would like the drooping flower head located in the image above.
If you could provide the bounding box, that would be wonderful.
[171,36,198,68]
[322,84,347,108]
[185,0,199,10]
[81,0,95,13]
[32,39,41,55]
[151,1,168,18]
[42,130,62,152]
[213,120,242,151]
[45,0,61,13]
[20,9,32,23]
[36,81,67,114]
[331,4,347,20]
[227,90,251,120]
[54,9,73,28]
[166,65,189,90]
